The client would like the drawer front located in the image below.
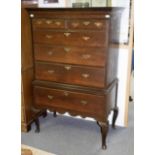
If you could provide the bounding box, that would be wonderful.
[33,31,107,47]
[33,86,105,116]
[35,62,105,88]
[32,18,65,29]
[68,19,108,30]
[34,44,106,67]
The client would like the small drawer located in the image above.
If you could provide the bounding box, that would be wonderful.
[34,44,106,67]
[35,62,105,88]
[33,86,105,117]
[32,18,65,29]
[68,19,109,30]
[33,31,107,47]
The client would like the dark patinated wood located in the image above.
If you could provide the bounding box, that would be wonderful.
[67,19,108,30]
[112,107,119,129]
[34,118,40,133]
[21,6,47,133]
[97,121,109,149]
[53,111,57,117]
[22,6,123,149]
[34,44,106,67]
[32,18,66,29]
[33,30,107,47]
[33,86,107,121]
[35,62,105,88]
[42,110,47,118]
[112,81,119,128]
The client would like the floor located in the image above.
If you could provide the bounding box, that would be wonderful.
[21,102,134,155]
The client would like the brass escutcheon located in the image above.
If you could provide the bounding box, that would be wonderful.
[81,100,88,105]
[83,21,90,26]
[47,95,54,100]
[64,32,71,37]
[81,73,90,78]
[64,47,71,52]
[64,65,72,70]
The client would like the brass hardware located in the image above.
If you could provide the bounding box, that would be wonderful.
[64,47,71,52]
[64,65,72,70]
[82,36,90,41]
[47,51,53,55]
[82,73,90,78]
[64,91,69,96]
[82,54,91,59]
[46,20,52,24]
[64,32,71,37]
[46,34,52,39]
[94,22,102,27]
[81,100,88,105]
[83,21,90,26]
[37,20,42,25]
[47,95,54,100]
[48,70,55,74]
[72,22,79,27]
[105,14,111,19]
[55,21,61,26]
[30,14,34,18]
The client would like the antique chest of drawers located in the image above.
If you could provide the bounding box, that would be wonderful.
[27,7,122,149]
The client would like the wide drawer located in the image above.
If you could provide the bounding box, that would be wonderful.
[34,44,106,67]
[35,62,105,88]
[32,18,65,29]
[33,86,105,117]
[33,31,107,47]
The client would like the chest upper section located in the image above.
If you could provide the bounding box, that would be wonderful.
[28,9,111,31]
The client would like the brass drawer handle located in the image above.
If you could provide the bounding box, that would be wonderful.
[55,21,61,26]
[72,22,79,27]
[47,70,55,74]
[47,51,53,55]
[94,22,103,28]
[81,100,88,105]
[83,21,90,26]
[46,34,53,39]
[46,20,52,24]
[64,47,71,52]
[105,14,111,19]
[82,36,90,41]
[64,32,71,37]
[64,65,72,70]
[37,20,42,25]
[82,54,91,59]
[81,73,90,78]
[64,91,69,96]
[47,95,54,100]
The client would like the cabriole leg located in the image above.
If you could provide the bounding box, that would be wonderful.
[112,80,119,128]
[42,110,47,118]
[97,121,109,149]
[34,118,40,133]
[112,107,119,129]
[53,111,57,117]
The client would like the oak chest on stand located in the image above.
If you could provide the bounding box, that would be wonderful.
[27,7,122,149]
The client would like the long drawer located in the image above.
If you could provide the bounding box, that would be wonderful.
[35,62,105,88]
[34,44,106,67]
[33,31,107,47]
[33,86,105,117]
